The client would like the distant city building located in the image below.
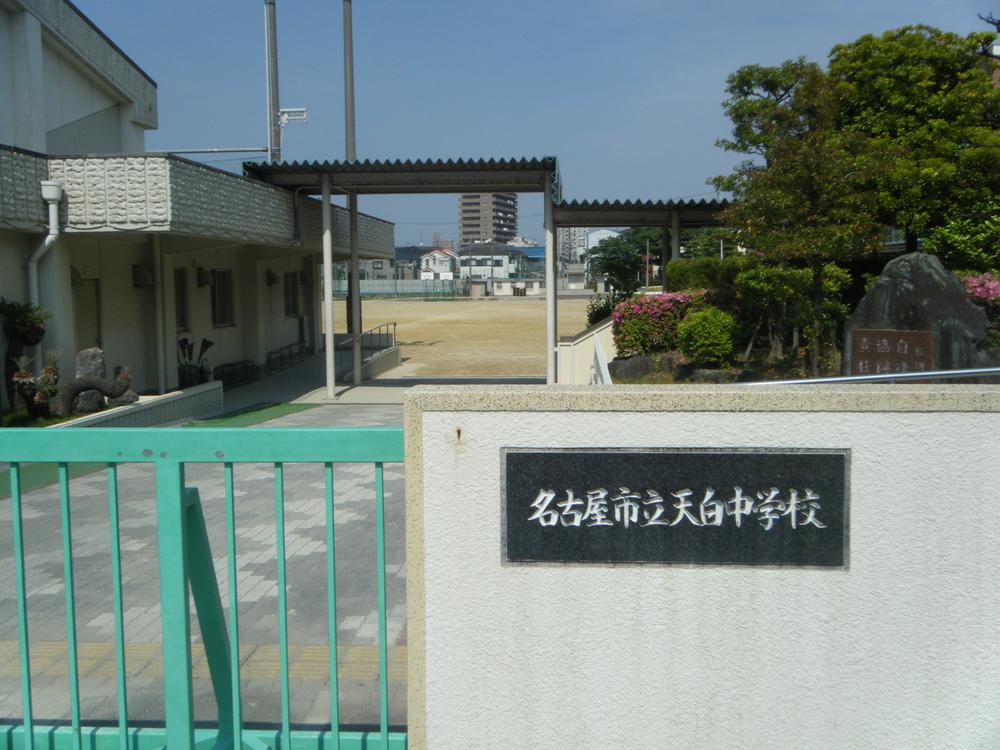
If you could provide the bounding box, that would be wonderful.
[431,232,454,251]
[558,226,589,262]
[508,235,538,248]
[459,193,518,244]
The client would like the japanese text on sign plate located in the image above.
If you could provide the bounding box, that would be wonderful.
[527,487,827,531]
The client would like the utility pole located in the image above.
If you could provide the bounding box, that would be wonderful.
[343,0,362,385]
[264,0,281,161]
[645,238,650,289]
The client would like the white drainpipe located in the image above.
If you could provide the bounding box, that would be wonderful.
[28,180,63,373]
[29,180,63,308]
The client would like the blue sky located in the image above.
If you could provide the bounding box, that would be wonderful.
[77,0,990,245]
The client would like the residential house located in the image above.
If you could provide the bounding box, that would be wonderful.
[393,245,426,279]
[419,248,457,280]
[458,243,525,282]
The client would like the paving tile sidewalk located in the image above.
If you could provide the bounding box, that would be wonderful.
[0,403,406,729]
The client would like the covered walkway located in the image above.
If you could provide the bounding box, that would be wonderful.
[245,156,730,385]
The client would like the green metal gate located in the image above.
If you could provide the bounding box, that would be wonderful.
[0,427,406,750]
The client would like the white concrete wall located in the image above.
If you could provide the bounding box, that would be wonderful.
[41,42,121,153]
[163,244,253,388]
[257,255,307,358]
[0,4,152,154]
[161,244,311,389]
[556,318,615,384]
[408,387,1000,750]
[1,9,46,152]
[66,235,157,389]
[0,9,16,148]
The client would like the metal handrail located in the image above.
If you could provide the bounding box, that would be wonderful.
[337,321,397,363]
[747,366,1000,386]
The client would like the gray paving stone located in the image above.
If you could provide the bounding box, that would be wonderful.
[0,404,405,729]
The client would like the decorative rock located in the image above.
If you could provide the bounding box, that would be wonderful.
[672,361,697,382]
[689,368,738,384]
[75,347,107,411]
[845,253,997,374]
[658,354,676,372]
[608,355,653,382]
[74,390,105,413]
[107,390,139,407]
[75,348,105,378]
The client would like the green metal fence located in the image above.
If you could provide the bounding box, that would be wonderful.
[0,428,406,750]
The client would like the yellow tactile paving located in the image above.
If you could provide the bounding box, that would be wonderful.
[0,641,408,683]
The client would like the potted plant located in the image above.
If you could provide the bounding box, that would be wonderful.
[1,298,51,412]
[10,350,60,418]
[177,337,215,387]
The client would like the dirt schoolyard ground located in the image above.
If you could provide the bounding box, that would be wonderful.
[333,296,591,377]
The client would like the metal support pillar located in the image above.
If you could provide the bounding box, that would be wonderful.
[321,175,336,399]
[671,209,681,260]
[349,194,361,385]
[544,177,557,384]
[660,226,669,290]
[343,0,361,386]
[153,235,166,394]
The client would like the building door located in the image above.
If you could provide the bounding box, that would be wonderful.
[73,278,102,350]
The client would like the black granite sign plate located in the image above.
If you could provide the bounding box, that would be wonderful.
[503,449,848,567]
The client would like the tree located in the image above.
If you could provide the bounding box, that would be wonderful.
[587,228,662,293]
[828,26,1000,253]
[712,60,882,374]
[681,227,739,259]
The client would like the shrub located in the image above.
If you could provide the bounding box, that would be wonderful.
[612,291,705,357]
[677,307,736,366]
[664,255,758,306]
[961,271,1000,348]
[586,291,629,326]
[962,272,1000,308]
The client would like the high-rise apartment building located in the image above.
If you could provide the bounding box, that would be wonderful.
[558,226,589,262]
[459,193,518,244]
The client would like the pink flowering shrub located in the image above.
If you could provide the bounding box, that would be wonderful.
[963,272,1000,309]
[962,272,1000,349]
[612,290,706,357]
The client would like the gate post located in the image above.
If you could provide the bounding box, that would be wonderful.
[156,460,195,749]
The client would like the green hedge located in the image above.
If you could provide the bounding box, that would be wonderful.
[676,307,736,366]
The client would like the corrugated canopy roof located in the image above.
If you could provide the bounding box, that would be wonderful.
[554,198,729,228]
[243,157,560,195]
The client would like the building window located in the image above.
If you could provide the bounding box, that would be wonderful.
[174,267,189,331]
[283,271,299,317]
[211,269,235,327]
[372,260,384,269]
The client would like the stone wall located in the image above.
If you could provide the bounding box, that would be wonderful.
[0,145,48,231]
[41,154,394,257]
